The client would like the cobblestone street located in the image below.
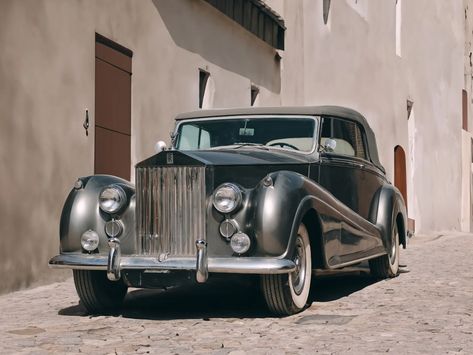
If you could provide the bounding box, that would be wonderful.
[1,232,472,354]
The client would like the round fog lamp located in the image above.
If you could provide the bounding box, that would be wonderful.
[213,183,242,214]
[99,185,126,214]
[81,230,99,251]
[230,232,251,254]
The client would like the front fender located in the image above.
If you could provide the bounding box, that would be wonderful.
[252,171,315,259]
[59,175,136,255]
[251,170,385,265]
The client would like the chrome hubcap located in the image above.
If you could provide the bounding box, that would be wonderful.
[291,236,306,295]
[389,227,398,265]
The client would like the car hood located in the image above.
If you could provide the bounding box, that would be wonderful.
[136,149,312,188]
[136,148,313,168]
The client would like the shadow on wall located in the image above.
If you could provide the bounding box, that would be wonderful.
[152,0,281,94]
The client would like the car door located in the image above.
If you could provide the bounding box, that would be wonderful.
[318,116,380,261]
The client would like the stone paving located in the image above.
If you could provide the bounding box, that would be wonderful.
[1,232,472,354]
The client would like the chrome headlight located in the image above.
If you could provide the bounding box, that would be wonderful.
[212,183,242,214]
[99,185,127,214]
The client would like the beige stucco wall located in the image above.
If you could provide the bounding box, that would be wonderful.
[271,0,466,233]
[0,0,280,294]
[462,0,473,232]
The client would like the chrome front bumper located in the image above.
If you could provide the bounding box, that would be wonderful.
[49,253,296,279]
[49,254,296,273]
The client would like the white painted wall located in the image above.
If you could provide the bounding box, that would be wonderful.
[271,0,466,233]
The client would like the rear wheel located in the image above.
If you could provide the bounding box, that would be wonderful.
[261,223,312,316]
[73,270,128,314]
[369,221,400,278]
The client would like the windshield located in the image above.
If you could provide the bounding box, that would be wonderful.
[175,116,317,152]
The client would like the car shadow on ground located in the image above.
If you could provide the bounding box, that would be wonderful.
[58,266,379,320]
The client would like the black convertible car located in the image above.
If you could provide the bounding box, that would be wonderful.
[49,106,407,316]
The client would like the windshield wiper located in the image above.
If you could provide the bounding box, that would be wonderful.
[233,143,269,150]
[207,143,269,150]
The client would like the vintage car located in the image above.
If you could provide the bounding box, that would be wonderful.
[49,106,407,316]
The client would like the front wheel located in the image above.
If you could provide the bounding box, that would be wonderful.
[73,270,128,314]
[261,223,312,316]
[369,221,400,278]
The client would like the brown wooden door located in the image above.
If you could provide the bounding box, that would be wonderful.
[95,34,132,180]
[394,145,407,212]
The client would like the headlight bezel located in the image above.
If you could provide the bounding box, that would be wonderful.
[99,184,127,214]
[212,183,243,214]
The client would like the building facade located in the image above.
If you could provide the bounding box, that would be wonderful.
[0,0,471,294]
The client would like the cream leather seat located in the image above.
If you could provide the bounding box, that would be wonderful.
[320,137,355,156]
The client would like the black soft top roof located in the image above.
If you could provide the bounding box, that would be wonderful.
[175,106,384,172]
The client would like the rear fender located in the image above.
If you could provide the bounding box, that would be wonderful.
[369,184,407,251]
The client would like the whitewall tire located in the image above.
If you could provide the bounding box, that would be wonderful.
[369,221,400,278]
[261,223,312,316]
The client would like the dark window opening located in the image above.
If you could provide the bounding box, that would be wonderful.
[323,0,331,24]
[463,89,468,131]
[199,69,210,109]
[250,85,259,106]
[407,99,414,119]
[471,138,473,163]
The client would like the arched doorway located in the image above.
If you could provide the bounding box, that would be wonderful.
[394,145,408,212]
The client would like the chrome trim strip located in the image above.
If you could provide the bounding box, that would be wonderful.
[326,251,387,270]
[48,254,296,274]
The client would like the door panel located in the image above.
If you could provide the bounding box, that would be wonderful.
[95,127,131,179]
[94,35,132,180]
[96,41,132,73]
[318,116,383,260]
[95,59,131,135]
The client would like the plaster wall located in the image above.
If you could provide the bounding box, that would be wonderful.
[402,0,464,232]
[0,0,280,294]
[462,0,473,232]
[274,0,465,233]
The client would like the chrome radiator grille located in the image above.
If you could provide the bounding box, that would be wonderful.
[136,166,206,257]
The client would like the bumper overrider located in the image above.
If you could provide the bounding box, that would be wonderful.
[49,239,296,283]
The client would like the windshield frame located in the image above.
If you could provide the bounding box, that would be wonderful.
[173,115,320,155]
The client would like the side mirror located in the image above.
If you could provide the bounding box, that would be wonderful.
[154,140,167,153]
[322,138,337,153]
